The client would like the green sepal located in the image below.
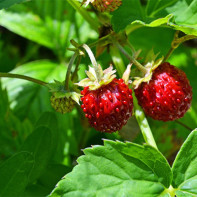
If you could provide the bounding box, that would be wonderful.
[133,50,164,89]
[47,80,81,104]
[122,63,132,85]
[76,65,116,90]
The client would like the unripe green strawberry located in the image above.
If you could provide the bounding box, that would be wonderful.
[47,80,81,114]
[50,95,75,114]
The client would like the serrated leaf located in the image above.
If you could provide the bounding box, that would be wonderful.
[172,129,197,196]
[0,0,27,10]
[20,126,53,183]
[50,140,172,197]
[0,151,34,197]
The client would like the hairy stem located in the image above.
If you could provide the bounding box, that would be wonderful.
[133,94,158,149]
[0,72,48,86]
[114,42,147,74]
[65,52,78,90]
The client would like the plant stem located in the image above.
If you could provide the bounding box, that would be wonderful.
[109,45,125,76]
[71,55,82,82]
[82,44,101,81]
[114,42,147,74]
[133,93,158,149]
[0,72,48,86]
[65,52,78,90]
[164,31,197,62]
[175,120,192,131]
[67,0,98,32]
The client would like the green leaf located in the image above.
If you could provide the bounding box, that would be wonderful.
[2,60,66,121]
[0,0,27,10]
[35,112,58,156]
[111,0,144,32]
[172,129,197,195]
[38,164,71,190]
[113,1,197,36]
[146,0,178,17]
[50,140,172,197]
[0,10,53,49]
[0,151,34,197]
[20,126,53,183]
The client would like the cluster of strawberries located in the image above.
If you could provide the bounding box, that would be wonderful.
[50,0,193,133]
[80,62,192,133]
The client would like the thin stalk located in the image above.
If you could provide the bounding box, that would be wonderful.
[64,52,78,90]
[71,55,82,81]
[114,42,146,74]
[89,34,111,48]
[67,0,99,32]
[164,31,197,62]
[133,94,158,149]
[175,120,192,131]
[82,44,101,81]
[126,40,136,55]
[109,45,125,76]
[0,73,47,86]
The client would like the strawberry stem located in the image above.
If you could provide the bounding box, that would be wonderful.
[109,45,125,76]
[71,55,82,82]
[114,42,147,75]
[164,31,197,62]
[65,52,78,90]
[82,44,102,82]
[67,0,99,32]
[0,72,48,86]
[133,93,158,150]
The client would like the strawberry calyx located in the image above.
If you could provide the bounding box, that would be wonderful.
[76,65,116,90]
[133,49,164,89]
[47,80,81,104]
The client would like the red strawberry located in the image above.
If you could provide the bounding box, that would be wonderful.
[81,78,133,133]
[134,62,192,121]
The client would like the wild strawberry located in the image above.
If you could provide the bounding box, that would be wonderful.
[50,95,75,114]
[81,78,133,133]
[77,65,133,133]
[134,62,192,121]
[47,80,81,114]
[83,0,122,12]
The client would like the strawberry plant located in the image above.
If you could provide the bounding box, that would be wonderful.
[0,0,197,196]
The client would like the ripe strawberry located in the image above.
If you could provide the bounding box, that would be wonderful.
[134,62,192,121]
[77,64,133,133]
[83,0,122,12]
[81,78,133,133]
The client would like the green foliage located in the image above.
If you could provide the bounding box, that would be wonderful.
[0,0,197,196]
[50,140,171,197]
[0,152,34,197]
[0,0,26,10]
